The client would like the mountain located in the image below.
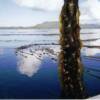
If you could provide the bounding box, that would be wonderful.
[0,26,33,29]
[0,21,100,29]
[33,21,59,29]
[33,21,100,29]
[81,24,100,29]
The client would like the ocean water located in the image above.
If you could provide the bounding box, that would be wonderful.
[0,29,100,98]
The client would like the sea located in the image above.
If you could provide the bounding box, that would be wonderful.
[0,28,100,99]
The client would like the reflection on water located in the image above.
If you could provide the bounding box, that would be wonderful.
[0,29,100,98]
[0,44,100,98]
[82,48,100,56]
[0,48,4,55]
[16,51,42,77]
[16,45,59,77]
[0,48,61,98]
[15,44,100,98]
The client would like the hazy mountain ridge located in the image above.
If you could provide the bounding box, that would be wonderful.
[0,21,100,29]
[33,21,100,29]
[33,21,59,29]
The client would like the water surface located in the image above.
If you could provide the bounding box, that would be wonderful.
[0,29,100,98]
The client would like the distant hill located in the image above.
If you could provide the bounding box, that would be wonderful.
[0,26,33,29]
[81,24,100,29]
[0,21,100,29]
[0,22,58,29]
[33,21,100,29]
[33,21,59,29]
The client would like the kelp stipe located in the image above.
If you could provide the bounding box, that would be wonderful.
[59,0,87,99]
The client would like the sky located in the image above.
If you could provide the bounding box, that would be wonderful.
[0,0,100,26]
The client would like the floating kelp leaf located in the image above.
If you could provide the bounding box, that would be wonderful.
[59,0,87,98]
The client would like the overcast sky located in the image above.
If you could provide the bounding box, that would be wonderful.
[0,0,100,26]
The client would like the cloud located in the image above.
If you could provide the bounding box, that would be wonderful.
[13,0,63,11]
[12,0,100,24]
[87,0,100,19]
[13,0,100,19]
[80,0,100,20]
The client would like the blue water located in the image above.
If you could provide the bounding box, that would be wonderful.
[83,57,100,97]
[0,29,100,98]
[0,48,61,99]
[0,48,100,98]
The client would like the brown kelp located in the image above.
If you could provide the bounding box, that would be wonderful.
[59,0,87,98]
